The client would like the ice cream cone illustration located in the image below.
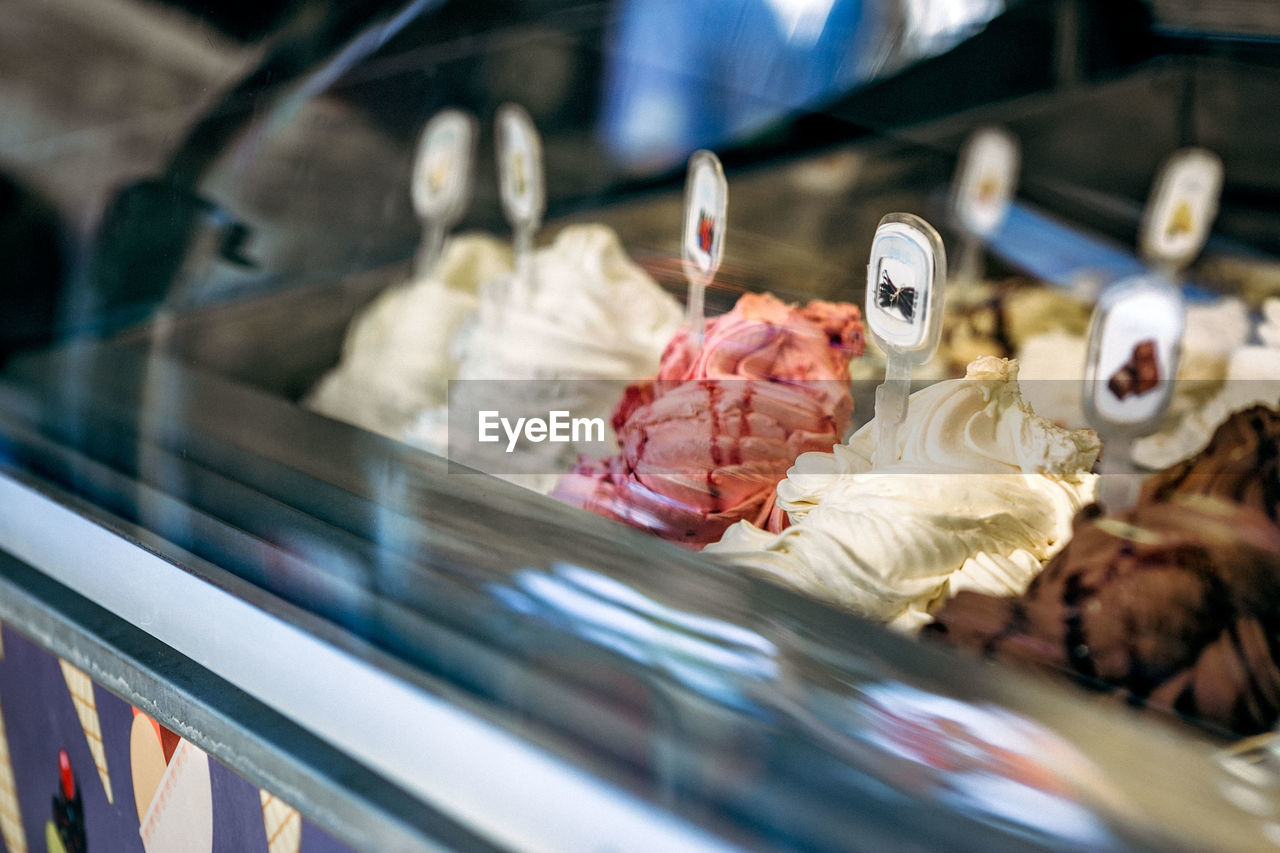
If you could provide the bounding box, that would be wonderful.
[131,712,169,825]
[260,789,301,853]
[0,697,27,853]
[139,739,212,853]
[58,660,114,804]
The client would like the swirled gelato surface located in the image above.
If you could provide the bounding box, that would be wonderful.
[926,496,1280,736]
[308,225,683,492]
[305,233,512,438]
[552,292,865,547]
[706,357,1100,630]
[410,225,684,491]
[451,224,685,384]
[1139,404,1280,525]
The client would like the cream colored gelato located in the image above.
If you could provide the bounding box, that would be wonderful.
[406,224,684,491]
[1013,329,1089,428]
[706,357,1100,631]
[308,224,683,492]
[1178,296,1251,391]
[305,232,512,439]
[1258,297,1280,348]
[452,224,683,384]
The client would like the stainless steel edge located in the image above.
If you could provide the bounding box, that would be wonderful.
[0,544,485,853]
[0,468,742,853]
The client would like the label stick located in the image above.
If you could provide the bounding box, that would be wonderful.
[950,127,1019,284]
[1083,275,1184,507]
[1139,147,1223,276]
[681,150,727,348]
[411,109,477,277]
[866,213,947,468]
[496,103,545,286]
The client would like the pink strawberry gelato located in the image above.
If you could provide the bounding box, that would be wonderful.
[552,292,865,547]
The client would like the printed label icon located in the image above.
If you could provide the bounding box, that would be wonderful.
[411,110,476,223]
[1084,275,1184,428]
[696,210,714,254]
[876,268,916,322]
[0,694,22,853]
[1166,201,1192,239]
[1141,147,1223,267]
[1106,339,1160,400]
[496,103,545,228]
[683,150,726,281]
[866,215,946,358]
[952,127,1020,237]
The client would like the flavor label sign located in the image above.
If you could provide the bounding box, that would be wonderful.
[1084,275,1184,427]
[866,215,946,358]
[951,127,1019,237]
[1140,147,1223,268]
[496,103,544,228]
[411,109,476,225]
[682,150,727,282]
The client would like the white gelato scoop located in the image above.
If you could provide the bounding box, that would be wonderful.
[706,356,1101,631]
[408,224,684,491]
[305,233,512,439]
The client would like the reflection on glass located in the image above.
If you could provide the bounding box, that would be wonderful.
[601,0,1006,171]
[855,683,1122,847]
[495,562,779,708]
[901,0,1005,60]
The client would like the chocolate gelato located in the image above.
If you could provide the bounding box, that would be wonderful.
[1140,404,1280,523]
[925,497,1280,735]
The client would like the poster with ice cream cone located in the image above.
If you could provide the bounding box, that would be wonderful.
[58,659,114,805]
[131,711,175,826]
[0,624,360,853]
[260,790,301,853]
[139,738,213,853]
[0,695,27,853]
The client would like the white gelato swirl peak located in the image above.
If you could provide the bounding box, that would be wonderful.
[706,356,1100,630]
[308,224,683,493]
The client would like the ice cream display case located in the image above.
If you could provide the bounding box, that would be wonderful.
[4,0,1280,850]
